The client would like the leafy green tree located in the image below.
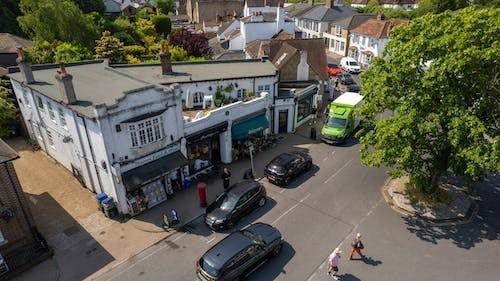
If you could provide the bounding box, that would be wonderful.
[112,17,140,45]
[54,43,93,63]
[71,0,105,14]
[155,0,176,15]
[123,45,147,57]
[169,45,188,61]
[136,6,156,19]
[0,79,16,137]
[358,7,500,193]
[95,31,125,63]
[0,0,23,35]
[26,40,58,64]
[152,15,172,38]
[18,0,97,47]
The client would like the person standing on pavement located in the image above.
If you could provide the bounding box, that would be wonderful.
[221,167,231,191]
[327,248,341,280]
[349,233,365,260]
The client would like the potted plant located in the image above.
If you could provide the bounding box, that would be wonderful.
[215,86,223,106]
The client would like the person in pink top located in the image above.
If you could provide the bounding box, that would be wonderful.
[327,247,341,280]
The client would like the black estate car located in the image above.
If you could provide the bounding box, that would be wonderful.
[335,73,355,85]
[196,223,283,281]
[205,180,267,230]
[264,151,312,186]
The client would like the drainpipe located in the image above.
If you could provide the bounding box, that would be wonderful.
[81,117,104,194]
[72,112,97,192]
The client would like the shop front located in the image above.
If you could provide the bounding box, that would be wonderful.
[231,112,271,161]
[295,85,318,128]
[185,122,227,178]
[121,151,187,216]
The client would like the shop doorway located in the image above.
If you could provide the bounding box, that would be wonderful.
[278,110,288,133]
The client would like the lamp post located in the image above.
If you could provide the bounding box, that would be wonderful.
[249,145,255,178]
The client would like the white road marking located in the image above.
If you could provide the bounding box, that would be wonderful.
[206,237,215,244]
[279,188,286,194]
[271,193,311,225]
[324,159,353,184]
[323,150,335,162]
[172,232,188,242]
[307,272,317,281]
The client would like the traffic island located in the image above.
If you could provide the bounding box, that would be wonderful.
[382,176,478,225]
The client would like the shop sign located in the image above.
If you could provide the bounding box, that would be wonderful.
[134,143,180,166]
[248,127,264,135]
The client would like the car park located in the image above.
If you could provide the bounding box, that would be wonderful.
[264,151,312,186]
[205,180,267,230]
[196,223,283,281]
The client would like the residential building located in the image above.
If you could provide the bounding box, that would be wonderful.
[246,38,328,133]
[105,0,155,16]
[293,0,355,39]
[348,14,409,67]
[8,47,278,216]
[185,0,244,23]
[350,0,419,9]
[323,14,375,56]
[0,139,51,279]
[243,0,281,16]
[0,33,32,67]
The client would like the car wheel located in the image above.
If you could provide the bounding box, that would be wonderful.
[258,197,266,207]
[272,244,282,257]
[282,177,290,187]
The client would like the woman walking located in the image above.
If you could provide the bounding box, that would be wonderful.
[327,248,342,280]
[349,233,365,260]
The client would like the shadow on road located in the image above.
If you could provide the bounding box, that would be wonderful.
[285,164,320,189]
[402,175,500,249]
[361,256,382,266]
[246,241,296,281]
[340,273,362,281]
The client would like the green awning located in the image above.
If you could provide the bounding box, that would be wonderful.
[232,114,269,140]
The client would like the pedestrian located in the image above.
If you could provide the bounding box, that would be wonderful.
[349,233,365,260]
[221,167,231,191]
[327,247,341,280]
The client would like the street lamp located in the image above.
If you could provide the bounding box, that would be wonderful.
[249,145,255,178]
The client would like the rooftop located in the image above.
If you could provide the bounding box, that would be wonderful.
[0,139,19,164]
[331,13,376,30]
[0,33,32,53]
[351,18,409,38]
[297,4,354,22]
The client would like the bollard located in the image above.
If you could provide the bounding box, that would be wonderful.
[310,127,317,140]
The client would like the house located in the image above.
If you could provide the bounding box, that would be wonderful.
[185,0,244,23]
[350,0,419,9]
[293,0,355,39]
[105,0,155,16]
[7,46,278,216]
[243,0,281,16]
[0,139,51,279]
[348,14,409,67]
[246,38,328,133]
[0,33,32,67]
[323,14,375,56]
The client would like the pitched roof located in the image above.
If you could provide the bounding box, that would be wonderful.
[331,13,376,30]
[217,19,237,35]
[269,38,328,80]
[245,0,280,7]
[298,5,354,22]
[286,3,314,17]
[0,139,19,164]
[351,18,409,38]
[272,30,294,40]
[245,39,269,58]
[0,33,33,53]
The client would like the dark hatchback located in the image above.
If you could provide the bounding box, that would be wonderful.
[196,223,283,281]
[205,180,267,230]
[335,73,355,85]
[264,152,312,186]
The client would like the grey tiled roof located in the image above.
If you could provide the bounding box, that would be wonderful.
[298,5,354,22]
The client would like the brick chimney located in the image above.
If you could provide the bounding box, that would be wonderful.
[16,47,35,84]
[160,42,172,75]
[54,63,77,105]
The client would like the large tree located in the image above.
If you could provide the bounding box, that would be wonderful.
[358,7,500,193]
[95,31,125,64]
[0,0,22,35]
[17,0,97,47]
[169,28,211,58]
[71,0,105,14]
[155,0,176,15]
[152,15,172,38]
[0,79,16,137]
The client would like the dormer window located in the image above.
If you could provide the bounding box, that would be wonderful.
[128,116,164,148]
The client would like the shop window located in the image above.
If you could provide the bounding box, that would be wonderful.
[47,102,56,123]
[46,130,55,148]
[128,116,164,148]
[58,107,67,130]
[297,97,312,122]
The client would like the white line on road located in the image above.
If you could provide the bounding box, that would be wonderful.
[271,193,311,226]
[324,159,353,184]
[279,188,286,193]
[323,150,335,162]
[173,232,188,242]
[206,237,215,244]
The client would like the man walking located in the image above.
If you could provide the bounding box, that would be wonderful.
[221,167,231,191]
[327,248,341,280]
[349,233,365,260]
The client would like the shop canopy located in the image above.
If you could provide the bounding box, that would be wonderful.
[232,113,269,140]
[122,151,187,192]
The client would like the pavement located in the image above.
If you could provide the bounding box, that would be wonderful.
[92,123,500,281]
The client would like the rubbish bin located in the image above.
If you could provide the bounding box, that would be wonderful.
[102,197,117,219]
[96,193,108,212]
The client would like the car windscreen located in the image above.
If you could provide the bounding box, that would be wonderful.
[220,193,239,211]
[348,61,359,66]
[241,229,263,244]
[328,117,347,129]
[199,257,220,277]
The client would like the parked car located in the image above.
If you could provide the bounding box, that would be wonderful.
[335,73,355,85]
[264,151,312,186]
[336,81,361,93]
[196,223,283,281]
[326,63,342,77]
[205,180,267,230]
[340,57,361,74]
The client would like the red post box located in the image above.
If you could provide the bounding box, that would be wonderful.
[197,181,207,207]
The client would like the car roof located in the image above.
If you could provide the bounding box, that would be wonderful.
[271,152,297,165]
[228,180,260,196]
[202,231,253,270]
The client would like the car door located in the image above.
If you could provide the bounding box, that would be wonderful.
[290,157,302,177]
[232,193,251,221]
[240,244,267,277]
[222,248,252,280]
[245,187,260,209]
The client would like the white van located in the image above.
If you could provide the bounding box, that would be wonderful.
[340,57,361,74]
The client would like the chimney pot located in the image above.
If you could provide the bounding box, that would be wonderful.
[377,12,385,20]
[55,63,77,105]
[160,42,173,75]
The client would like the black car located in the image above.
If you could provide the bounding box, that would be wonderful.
[264,151,312,186]
[205,180,267,230]
[335,73,355,85]
[196,223,283,281]
[337,82,361,93]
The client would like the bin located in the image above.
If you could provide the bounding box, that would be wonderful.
[102,197,117,219]
[96,193,108,212]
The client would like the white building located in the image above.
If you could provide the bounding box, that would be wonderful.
[348,16,408,67]
[8,49,278,216]
[350,0,419,10]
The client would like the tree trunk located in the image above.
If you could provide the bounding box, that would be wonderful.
[427,144,452,194]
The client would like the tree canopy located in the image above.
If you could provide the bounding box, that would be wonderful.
[155,0,176,15]
[358,7,500,192]
[18,0,97,48]
[152,15,172,38]
[95,31,125,64]
[169,28,211,58]
[71,0,105,14]
[0,79,16,137]
[0,0,23,35]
